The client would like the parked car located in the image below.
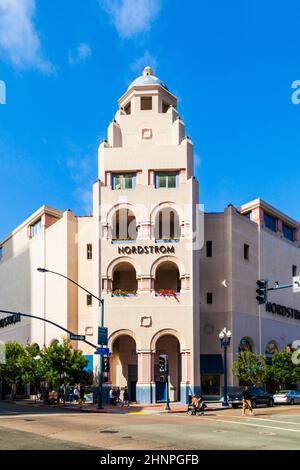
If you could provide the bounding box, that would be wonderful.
[273,390,300,405]
[228,387,274,409]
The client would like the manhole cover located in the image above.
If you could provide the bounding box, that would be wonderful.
[24,419,36,422]
[100,430,119,434]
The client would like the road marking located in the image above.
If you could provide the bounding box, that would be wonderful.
[210,414,300,427]
[201,416,300,434]
[0,413,80,420]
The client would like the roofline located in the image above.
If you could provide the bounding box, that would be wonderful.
[238,198,300,227]
[0,205,64,246]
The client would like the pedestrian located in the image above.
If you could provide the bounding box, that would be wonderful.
[116,386,121,404]
[109,387,114,405]
[242,386,254,416]
[73,385,79,402]
[121,387,129,407]
[191,395,198,415]
[112,387,117,406]
[78,385,85,410]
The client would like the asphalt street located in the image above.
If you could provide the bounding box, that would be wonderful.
[1,401,300,450]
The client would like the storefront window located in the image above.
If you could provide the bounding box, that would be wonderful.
[201,374,220,395]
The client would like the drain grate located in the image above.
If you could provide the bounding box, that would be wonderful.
[24,419,36,422]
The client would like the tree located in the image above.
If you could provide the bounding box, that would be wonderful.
[17,344,43,401]
[38,338,91,403]
[267,351,300,389]
[0,342,25,399]
[232,351,268,386]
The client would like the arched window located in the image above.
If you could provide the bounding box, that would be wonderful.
[112,209,136,241]
[154,208,180,241]
[155,261,181,293]
[112,262,137,294]
[238,337,253,353]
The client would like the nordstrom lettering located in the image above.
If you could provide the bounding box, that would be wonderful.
[0,313,21,329]
[265,302,300,322]
[118,245,175,255]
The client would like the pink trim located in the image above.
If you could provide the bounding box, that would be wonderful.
[137,352,155,383]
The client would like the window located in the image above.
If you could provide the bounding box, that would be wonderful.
[162,101,169,113]
[86,294,92,306]
[87,244,92,260]
[206,241,212,257]
[141,96,152,110]
[244,244,250,260]
[155,208,180,240]
[155,172,179,189]
[112,173,136,190]
[293,265,297,277]
[124,101,131,115]
[0,246,2,261]
[264,213,277,232]
[30,218,42,238]
[112,209,137,240]
[207,293,213,304]
[283,223,294,242]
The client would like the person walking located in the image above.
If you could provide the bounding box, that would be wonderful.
[116,387,121,405]
[109,387,114,406]
[78,385,85,410]
[121,387,129,407]
[242,386,254,416]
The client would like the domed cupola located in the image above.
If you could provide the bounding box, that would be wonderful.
[127,66,168,91]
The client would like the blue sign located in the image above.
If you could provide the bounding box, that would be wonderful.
[94,347,111,356]
[98,326,108,345]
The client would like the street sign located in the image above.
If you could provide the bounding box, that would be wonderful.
[98,326,108,345]
[69,334,86,341]
[94,347,111,355]
[293,276,300,293]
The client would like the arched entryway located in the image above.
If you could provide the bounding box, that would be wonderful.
[155,334,181,402]
[112,262,138,294]
[155,261,181,293]
[111,335,138,401]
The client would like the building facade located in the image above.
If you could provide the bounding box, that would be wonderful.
[1,68,300,402]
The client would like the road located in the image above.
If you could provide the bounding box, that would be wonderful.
[1,401,300,450]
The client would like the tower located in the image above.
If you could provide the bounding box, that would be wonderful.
[93,67,200,403]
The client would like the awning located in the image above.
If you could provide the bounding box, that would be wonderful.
[200,354,224,374]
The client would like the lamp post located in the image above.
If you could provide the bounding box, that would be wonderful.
[37,267,105,409]
[219,327,232,407]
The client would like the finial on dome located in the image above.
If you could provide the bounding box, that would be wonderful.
[142,66,154,76]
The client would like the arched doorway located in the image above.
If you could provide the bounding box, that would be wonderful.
[111,335,137,401]
[155,334,181,403]
[112,262,137,294]
[155,261,181,293]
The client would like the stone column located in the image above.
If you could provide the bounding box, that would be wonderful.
[180,351,192,403]
[136,351,155,404]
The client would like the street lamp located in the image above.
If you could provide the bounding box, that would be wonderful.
[37,267,105,409]
[219,327,232,407]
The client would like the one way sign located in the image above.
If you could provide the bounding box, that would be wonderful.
[293,276,300,293]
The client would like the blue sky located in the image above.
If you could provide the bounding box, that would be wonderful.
[0,0,300,240]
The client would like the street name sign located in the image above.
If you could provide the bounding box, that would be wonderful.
[69,334,86,341]
[94,347,111,355]
[98,326,108,345]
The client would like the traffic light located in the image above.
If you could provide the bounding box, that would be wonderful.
[159,354,167,373]
[256,279,268,305]
[102,355,110,373]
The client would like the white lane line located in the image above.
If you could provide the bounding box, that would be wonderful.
[201,416,300,434]
[209,413,300,427]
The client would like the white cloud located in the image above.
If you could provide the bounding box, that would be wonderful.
[99,0,161,38]
[68,43,92,65]
[130,50,157,74]
[0,0,53,73]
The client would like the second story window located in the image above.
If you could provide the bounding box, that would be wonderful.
[206,241,212,257]
[87,244,92,260]
[155,172,179,189]
[244,244,250,260]
[112,173,136,190]
[293,265,297,277]
[30,218,42,238]
[264,213,277,232]
[86,294,92,306]
[283,223,294,242]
